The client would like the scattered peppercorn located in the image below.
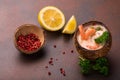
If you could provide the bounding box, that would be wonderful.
[53,45,56,48]
[56,59,58,61]
[49,60,53,65]
[50,58,53,60]
[62,52,65,55]
[71,50,74,53]
[60,68,66,76]
[45,66,48,68]
[48,58,54,65]
[48,72,51,76]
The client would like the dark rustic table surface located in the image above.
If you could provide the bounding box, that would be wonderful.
[0,0,120,80]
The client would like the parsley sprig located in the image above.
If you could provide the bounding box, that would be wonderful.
[95,31,109,44]
[79,57,109,76]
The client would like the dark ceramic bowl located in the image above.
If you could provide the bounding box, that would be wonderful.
[74,21,112,60]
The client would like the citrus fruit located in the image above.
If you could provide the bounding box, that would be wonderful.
[38,6,65,31]
[62,15,77,34]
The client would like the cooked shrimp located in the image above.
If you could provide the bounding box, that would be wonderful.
[85,28,96,40]
[79,25,86,40]
[86,43,100,50]
[79,25,96,40]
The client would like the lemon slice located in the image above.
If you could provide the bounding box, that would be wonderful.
[38,6,65,31]
[62,15,77,34]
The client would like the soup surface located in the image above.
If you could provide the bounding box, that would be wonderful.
[77,24,107,50]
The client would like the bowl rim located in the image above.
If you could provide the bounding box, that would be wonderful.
[14,24,45,54]
[74,21,112,60]
[75,21,112,51]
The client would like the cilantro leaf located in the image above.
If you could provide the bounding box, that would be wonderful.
[95,31,109,44]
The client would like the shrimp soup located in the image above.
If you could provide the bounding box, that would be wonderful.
[77,24,108,50]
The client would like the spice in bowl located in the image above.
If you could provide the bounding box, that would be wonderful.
[17,33,41,52]
[14,24,45,54]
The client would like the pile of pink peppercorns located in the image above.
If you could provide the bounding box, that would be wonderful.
[17,33,41,52]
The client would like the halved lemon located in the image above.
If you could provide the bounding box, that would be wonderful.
[38,6,65,31]
[62,15,77,34]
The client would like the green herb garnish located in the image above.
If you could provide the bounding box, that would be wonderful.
[95,31,109,44]
[79,57,109,76]
[96,27,102,31]
[92,57,109,76]
[79,57,92,74]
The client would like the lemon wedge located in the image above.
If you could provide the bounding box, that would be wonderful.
[38,6,65,31]
[62,15,77,34]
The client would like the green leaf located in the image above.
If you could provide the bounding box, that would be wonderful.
[78,57,109,76]
[96,57,108,66]
[92,64,101,70]
[95,31,109,44]
[96,27,102,31]
[99,66,109,76]
[79,58,92,74]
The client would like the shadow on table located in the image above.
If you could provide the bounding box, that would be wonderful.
[62,34,74,42]
[18,47,47,63]
[44,30,62,40]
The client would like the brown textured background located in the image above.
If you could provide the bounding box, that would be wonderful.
[0,0,120,80]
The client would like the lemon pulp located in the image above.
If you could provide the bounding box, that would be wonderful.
[38,6,65,31]
[62,15,77,34]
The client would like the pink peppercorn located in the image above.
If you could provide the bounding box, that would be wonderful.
[48,72,51,76]
[53,45,56,48]
[17,33,41,52]
[62,52,65,55]
[60,68,66,76]
[71,50,74,53]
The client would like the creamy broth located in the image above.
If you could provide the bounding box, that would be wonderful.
[77,25,107,50]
